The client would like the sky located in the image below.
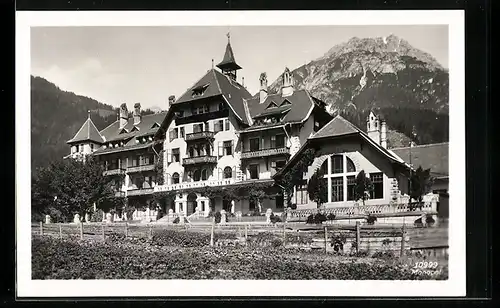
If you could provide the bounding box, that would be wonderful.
[31,25,448,110]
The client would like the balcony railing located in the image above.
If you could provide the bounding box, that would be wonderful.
[155,178,238,192]
[241,147,290,159]
[185,131,215,141]
[182,155,217,166]
[114,191,126,197]
[176,109,229,125]
[127,187,155,196]
[103,168,126,176]
[127,164,156,173]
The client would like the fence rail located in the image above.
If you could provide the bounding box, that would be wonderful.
[32,220,447,258]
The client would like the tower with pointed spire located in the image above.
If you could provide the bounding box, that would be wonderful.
[66,110,105,161]
[216,32,242,82]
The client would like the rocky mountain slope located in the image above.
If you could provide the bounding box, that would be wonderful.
[266,35,449,145]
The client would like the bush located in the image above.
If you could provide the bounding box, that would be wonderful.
[306,212,327,224]
[270,213,282,224]
[326,213,336,221]
[366,215,377,225]
[152,229,211,247]
[290,203,297,210]
[173,217,180,224]
[330,233,348,252]
[425,214,435,226]
[372,251,396,260]
[90,209,104,222]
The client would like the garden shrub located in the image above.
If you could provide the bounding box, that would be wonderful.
[173,217,180,224]
[326,213,336,221]
[372,251,396,260]
[425,214,435,226]
[306,213,327,224]
[90,209,104,222]
[366,214,377,225]
[290,203,297,210]
[382,238,392,246]
[269,213,282,224]
[152,229,210,247]
[330,233,347,252]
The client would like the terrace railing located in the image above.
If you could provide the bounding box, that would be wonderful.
[127,164,155,173]
[241,146,290,159]
[155,178,238,192]
[185,131,215,141]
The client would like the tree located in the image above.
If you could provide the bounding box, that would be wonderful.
[354,170,374,206]
[307,169,328,208]
[409,166,434,204]
[31,155,124,222]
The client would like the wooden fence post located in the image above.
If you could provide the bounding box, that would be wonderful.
[210,218,215,247]
[59,224,62,239]
[125,222,128,239]
[101,223,105,241]
[400,223,406,257]
[283,222,286,246]
[80,222,84,240]
[356,221,361,254]
[244,224,248,244]
[40,221,43,236]
[324,226,328,254]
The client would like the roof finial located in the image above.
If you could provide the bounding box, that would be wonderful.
[226,31,230,44]
[88,110,91,119]
[212,59,214,69]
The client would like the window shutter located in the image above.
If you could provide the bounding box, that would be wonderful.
[218,142,223,157]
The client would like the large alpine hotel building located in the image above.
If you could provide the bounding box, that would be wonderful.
[67,37,449,221]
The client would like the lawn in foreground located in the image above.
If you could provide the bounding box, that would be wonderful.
[32,234,448,280]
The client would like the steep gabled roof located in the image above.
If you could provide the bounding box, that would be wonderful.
[99,111,168,143]
[242,90,320,131]
[67,116,104,144]
[173,68,252,124]
[390,142,449,177]
[310,115,359,139]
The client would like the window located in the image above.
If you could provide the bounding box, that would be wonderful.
[266,101,278,109]
[275,160,286,171]
[295,182,309,205]
[172,172,180,184]
[201,169,209,181]
[218,102,225,111]
[280,99,292,107]
[180,127,185,138]
[193,170,201,182]
[215,120,223,132]
[318,154,359,203]
[331,177,344,202]
[271,134,285,148]
[224,119,230,131]
[331,155,343,174]
[370,173,384,199]
[249,164,259,180]
[79,144,84,152]
[314,121,320,132]
[169,128,179,142]
[223,199,232,212]
[188,147,195,158]
[90,144,94,152]
[193,123,204,133]
[204,105,209,113]
[249,138,260,151]
[223,166,232,179]
[276,194,284,210]
[177,110,184,118]
[223,141,233,156]
[172,148,180,162]
[347,176,356,201]
[249,199,256,211]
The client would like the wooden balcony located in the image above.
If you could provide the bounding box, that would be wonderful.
[185,131,215,141]
[114,191,126,197]
[241,147,290,159]
[103,168,126,176]
[127,187,154,196]
[176,109,229,125]
[182,155,217,166]
[127,164,156,173]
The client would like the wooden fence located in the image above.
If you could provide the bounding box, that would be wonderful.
[32,220,434,257]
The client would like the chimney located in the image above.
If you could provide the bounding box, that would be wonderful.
[133,103,141,125]
[281,67,294,97]
[168,95,176,106]
[380,120,387,148]
[259,72,268,104]
[366,111,380,145]
[119,103,128,130]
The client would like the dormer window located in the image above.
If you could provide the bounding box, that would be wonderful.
[151,122,160,129]
[266,101,278,109]
[119,128,128,134]
[280,99,292,107]
[191,84,210,98]
[131,126,139,132]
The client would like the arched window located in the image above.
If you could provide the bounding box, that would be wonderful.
[201,169,208,181]
[193,169,201,182]
[223,166,232,179]
[172,172,180,184]
[318,154,360,203]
